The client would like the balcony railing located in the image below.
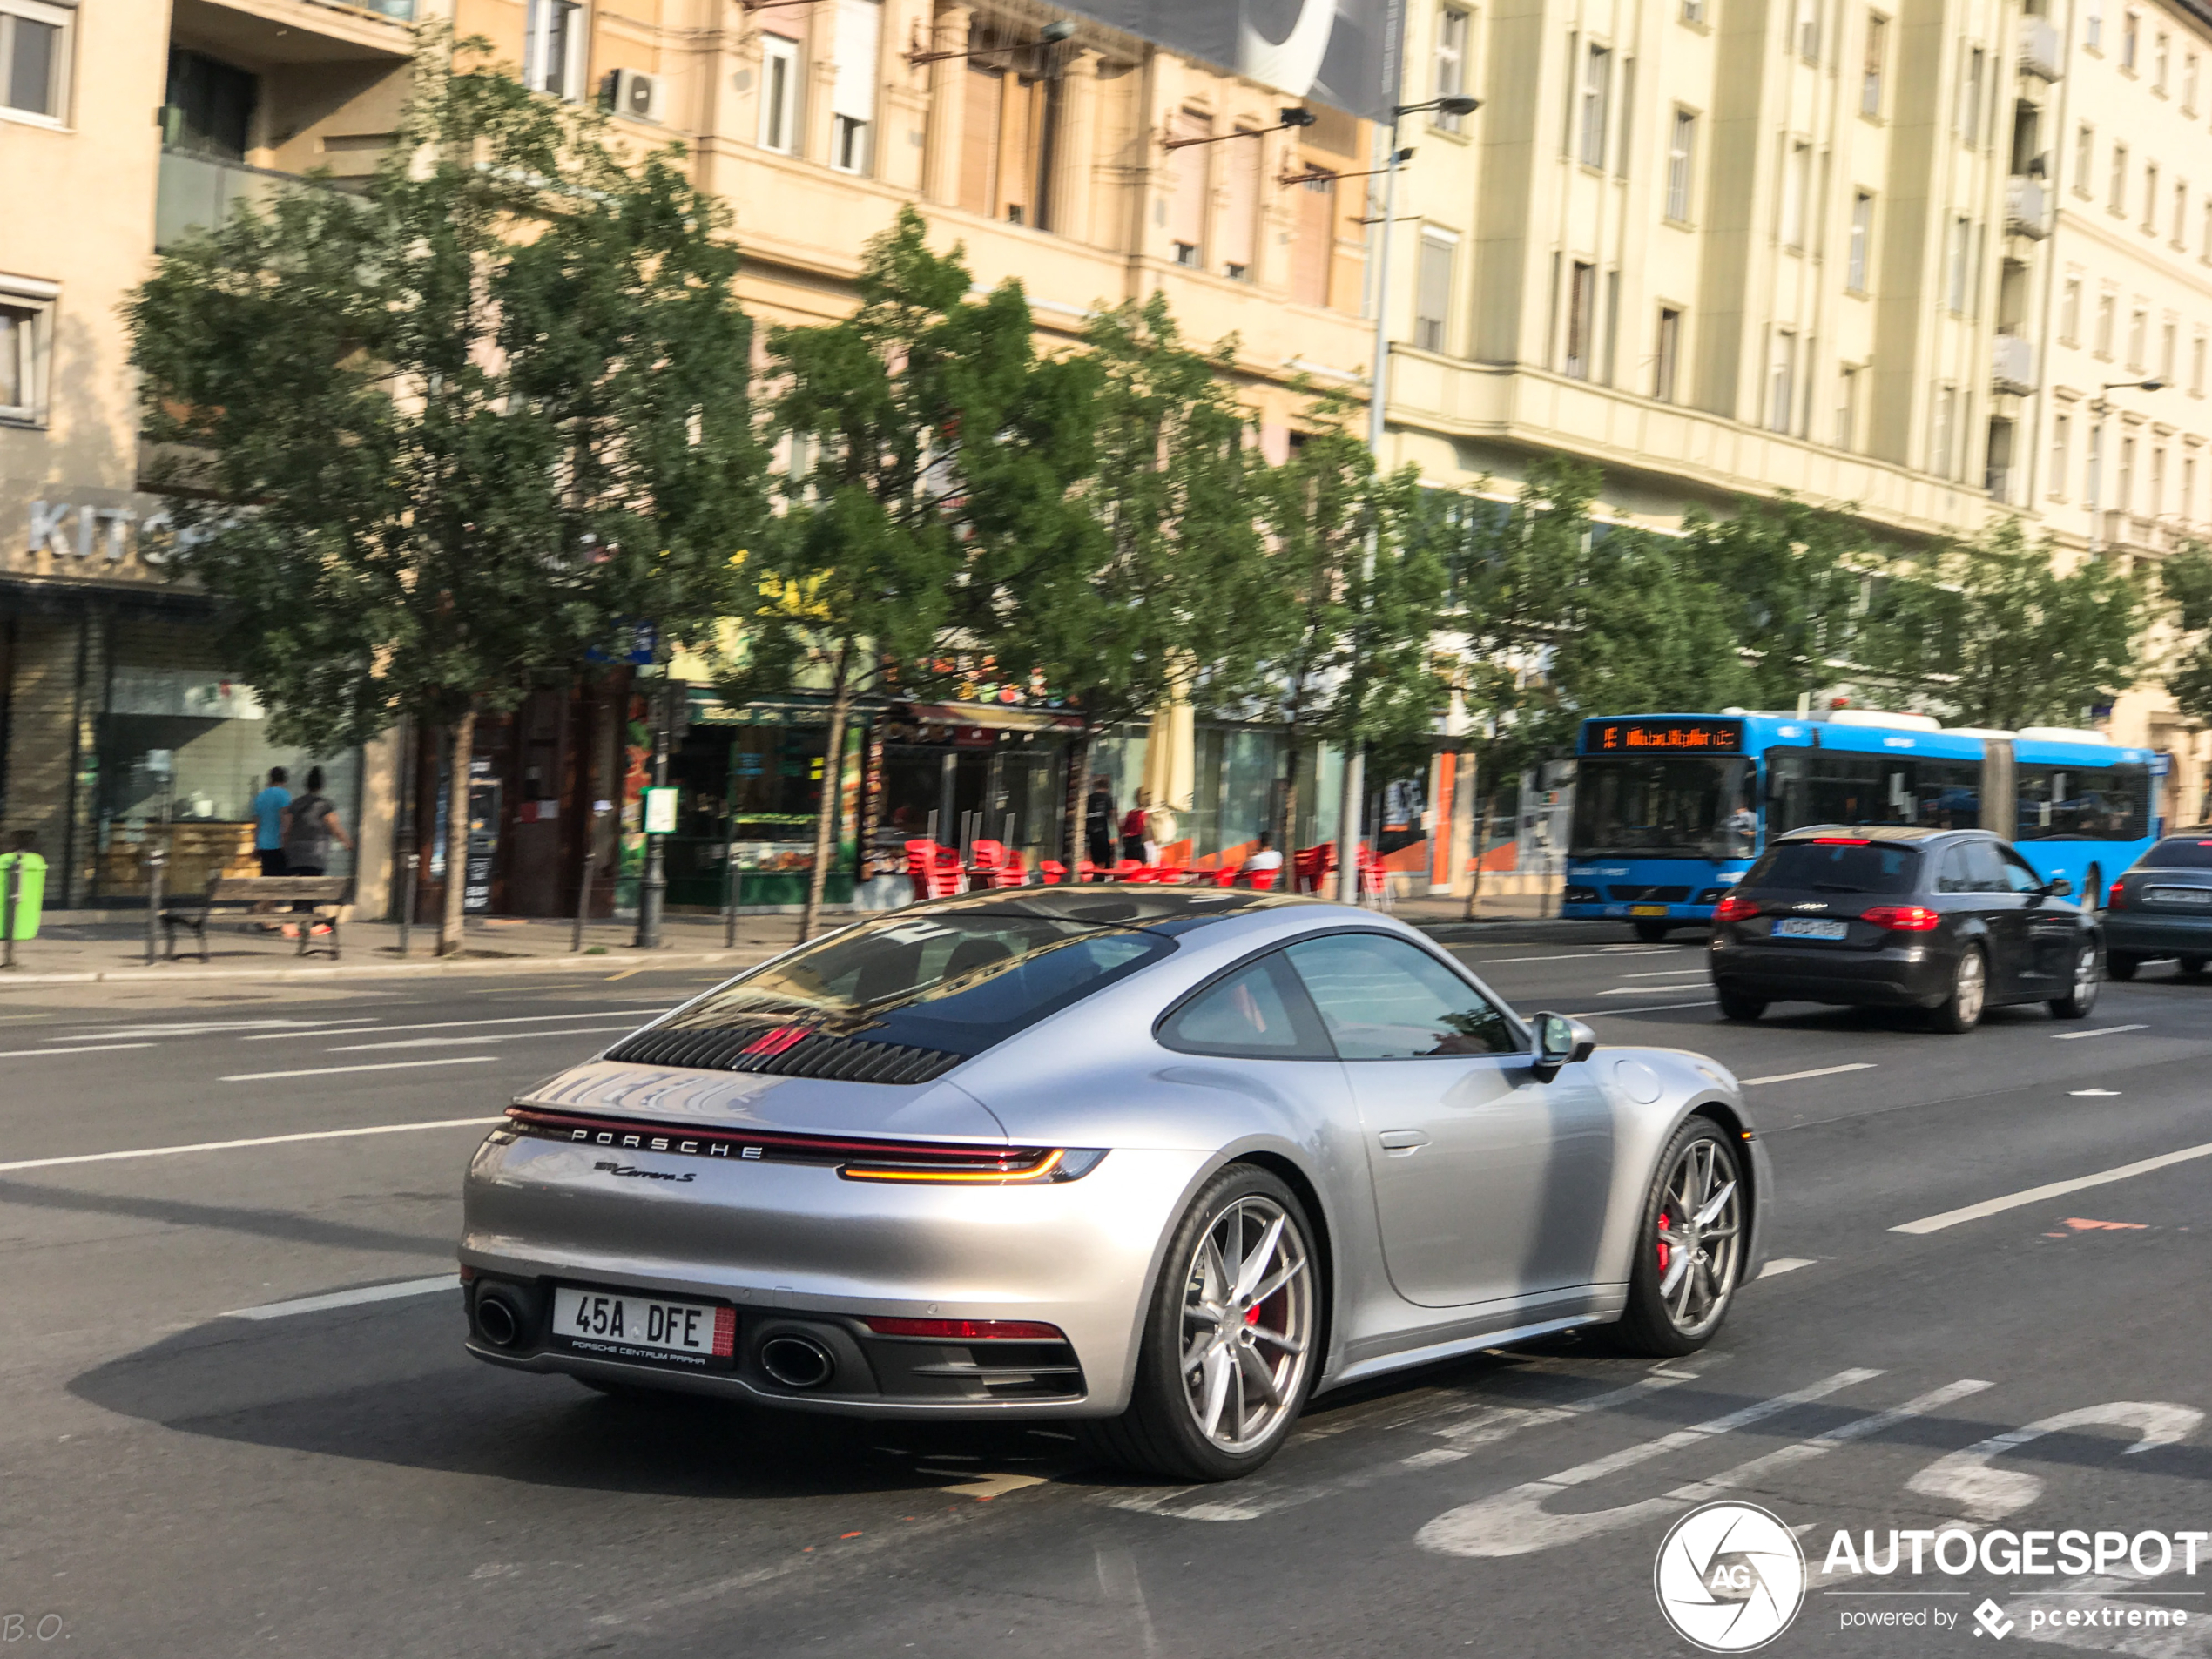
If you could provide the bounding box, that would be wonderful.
[2005,176,2050,239]
[1993,333,2037,395]
[2019,15,2063,80]
[155,147,349,250]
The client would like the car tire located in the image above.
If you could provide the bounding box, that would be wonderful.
[2107,954,2141,981]
[1079,1164,1320,1484]
[1608,1116,1748,1358]
[2048,942,2101,1019]
[1633,921,1672,943]
[2182,956,2209,977]
[1716,986,1766,1022]
[1928,945,1987,1035]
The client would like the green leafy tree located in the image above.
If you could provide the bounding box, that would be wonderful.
[1856,521,2143,728]
[732,206,1096,938]
[2162,545,2212,735]
[1000,295,1270,862]
[1252,393,1442,864]
[1675,496,1875,710]
[127,41,762,952]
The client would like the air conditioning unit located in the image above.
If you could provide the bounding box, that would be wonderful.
[602,69,664,124]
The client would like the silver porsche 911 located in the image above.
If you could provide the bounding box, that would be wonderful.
[459,887,1770,1481]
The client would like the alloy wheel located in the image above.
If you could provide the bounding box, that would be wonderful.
[1179,1194,1314,1454]
[2072,947,2099,1008]
[1955,949,1986,1027]
[1653,1136,1743,1338]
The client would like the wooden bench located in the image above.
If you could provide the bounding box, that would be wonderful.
[162,876,351,962]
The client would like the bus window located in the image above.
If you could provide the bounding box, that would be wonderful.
[2015,763,2151,840]
[1570,756,1750,858]
[1764,749,1979,833]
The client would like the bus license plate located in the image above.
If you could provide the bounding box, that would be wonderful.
[1775,918,1849,941]
[1629,904,1669,917]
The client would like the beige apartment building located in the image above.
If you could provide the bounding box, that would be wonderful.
[1369,0,2212,813]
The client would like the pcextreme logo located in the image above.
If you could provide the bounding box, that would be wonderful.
[1654,1502,1808,1652]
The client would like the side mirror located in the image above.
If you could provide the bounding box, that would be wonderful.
[1529,1011,1598,1082]
[2046,876,2074,899]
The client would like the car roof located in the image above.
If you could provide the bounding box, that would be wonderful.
[901,884,1325,933]
[1770,825,1983,846]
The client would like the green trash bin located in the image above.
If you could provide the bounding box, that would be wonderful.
[0,852,46,940]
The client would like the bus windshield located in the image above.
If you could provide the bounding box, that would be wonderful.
[1572,757,1754,858]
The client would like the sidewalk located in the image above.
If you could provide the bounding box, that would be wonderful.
[0,911,808,985]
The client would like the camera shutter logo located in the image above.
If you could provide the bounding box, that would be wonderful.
[1654,1501,1807,1652]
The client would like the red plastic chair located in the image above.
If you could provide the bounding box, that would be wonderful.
[1209,864,1244,887]
[966,839,1007,890]
[1292,844,1338,894]
[1357,846,1386,900]
[1109,859,1150,883]
[988,846,1028,889]
[1076,860,1100,883]
[903,840,963,902]
[1038,860,1067,886]
[1246,868,1278,892]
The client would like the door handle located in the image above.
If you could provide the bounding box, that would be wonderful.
[1378,1130,1432,1156]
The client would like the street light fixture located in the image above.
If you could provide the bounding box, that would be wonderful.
[2087,376,2167,556]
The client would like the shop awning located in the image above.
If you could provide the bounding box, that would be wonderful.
[900,702,1086,734]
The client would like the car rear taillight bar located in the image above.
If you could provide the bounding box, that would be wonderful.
[861,1317,1068,1340]
[1859,905,1940,932]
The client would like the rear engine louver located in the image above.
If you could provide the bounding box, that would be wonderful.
[603,1025,962,1086]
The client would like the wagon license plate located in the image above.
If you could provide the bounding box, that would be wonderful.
[1630,904,1670,917]
[2147,887,2212,907]
[1774,918,1849,941]
[553,1286,735,1369]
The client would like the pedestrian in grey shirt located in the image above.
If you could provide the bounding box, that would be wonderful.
[281,767,353,934]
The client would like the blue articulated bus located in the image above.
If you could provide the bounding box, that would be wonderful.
[1563,711,2162,939]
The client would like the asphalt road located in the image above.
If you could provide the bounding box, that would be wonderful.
[3,923,2209,1658]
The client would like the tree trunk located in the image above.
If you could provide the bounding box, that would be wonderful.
[1065,727,1094,880]
[1277,732,1302,879]
[799,643,853,944]
[440,702,476,957]
[1467,782,1496,921]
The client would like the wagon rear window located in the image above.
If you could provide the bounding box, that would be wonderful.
[2139,839,2212,869]
[1743,841,1922,894]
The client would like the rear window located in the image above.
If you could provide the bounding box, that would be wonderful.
[1743,840,1922,895]
[644,911,1172,1060]
[2139,839,2212,869]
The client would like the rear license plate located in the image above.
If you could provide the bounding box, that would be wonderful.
[1774,918,1849,940]
[2147,887,2212,907]
[553,1286,735,1369]
[1630,904,1670,916]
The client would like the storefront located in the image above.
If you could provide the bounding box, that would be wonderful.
[873,703,1086,878]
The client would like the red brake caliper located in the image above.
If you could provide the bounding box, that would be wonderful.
[1656,1214,1673,1274]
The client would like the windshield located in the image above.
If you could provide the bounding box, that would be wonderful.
[639,911,1173,1059]
[2138,837,2212,869]
[1572,757,1753,858]
[1743,840,1922,894]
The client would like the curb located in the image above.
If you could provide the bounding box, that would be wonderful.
[0,948,780,988]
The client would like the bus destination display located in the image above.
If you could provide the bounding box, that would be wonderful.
[1584,718,1745,755]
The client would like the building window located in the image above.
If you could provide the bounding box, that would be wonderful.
[1654,306,1682,401]
[0,292,48,422]
[2119,435,2135,513]
[960,60,1055,228]
[759,32,801,153]
[1769,328,1797,433]
[1289,175,1335,307]
[1946,216,1970,314]
[2188,54,2201,115]
[2050,413,2070,498]
[2122,10,2139,71]
[2156,31,2170,92]
[1167,107,1209,264]
[1986,416,2015,502]
[1780,140,1811,250]
[2060,274,2081,342]
[1861,15,1886,116]
[2,0,70,122]
[2087,421,2104,509]
[2161,318,2178,382]
[2087,0,2103,52]
[1219,128,1259,279]
[2177,182,2190,246]
[1794,0,1819,60]
[2095,290,2116,358]
[524,0,587,100]
[2203,199,2212,260]
[1433,9,1469,132]
[2144,162,2159,232]
[2186,455,2198,524]
[1932,384,1957,476]
[829,0,881,175]
[1415,231,1455,352]
[1847,191,1873,292]
[1579,44,1610,167]
[164,48,255,160]
[1682,0,1705,21]
[2074,125,2094,197]
[1666,108,1696,222]
[2110,143,2128,214]
[2129,302,2148,370]
[1564,260,1597,379]
[1836,364,1859,449]
[2152,446,2167,517]
[2195,332,2208,395]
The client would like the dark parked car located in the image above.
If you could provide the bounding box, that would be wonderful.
[1710,826,2102,1032]
[2105,830,2212,979]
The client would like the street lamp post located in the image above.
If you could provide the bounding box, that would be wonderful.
[1334,82,1480,904]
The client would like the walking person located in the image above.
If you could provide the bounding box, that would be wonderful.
[1120,790,1150,866]
[280,766,353,936]
[249,766,293,928]
[1084,777,1116,874]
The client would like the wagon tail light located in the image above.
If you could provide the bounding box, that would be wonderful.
[502,1107,1107,1185]
[2108,880,2128,910]
[1859,904,1941,932]
[1713,895,1760,923]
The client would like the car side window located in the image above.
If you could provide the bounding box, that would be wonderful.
[1936,846,1973,894]
[1157,951,1332,1060]
[1961,841,2014,894]
[1283,934,1521,1060]
[1996,848,2046,894]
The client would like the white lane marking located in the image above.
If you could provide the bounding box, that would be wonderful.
[1416,1375,1988,1560]
[0,1042,156,1059]
[1595,983,1711,996]
[0,1115,503,1174]
[226,1275,457,1320]
[1474,949,1680,965]
[2071,1089,2124,1097]
[2053,1024,2149,1042]
[219,1056,502,1082]
[325,1024,638,1054]
[1757,1258,1819,1279]
[1892,1140,2212,1234]
[1742,1063,1878,1087]
[1559,1000,1719,1017]
[1622,968,1716,979]
[1403,1369,1704,1469]
[50,1019,379,1041]
[241,1008,670,1042]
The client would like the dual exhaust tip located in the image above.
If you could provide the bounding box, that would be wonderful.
[475,1289,837,1392]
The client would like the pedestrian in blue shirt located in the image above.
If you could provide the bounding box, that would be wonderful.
[251,767,293,877]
